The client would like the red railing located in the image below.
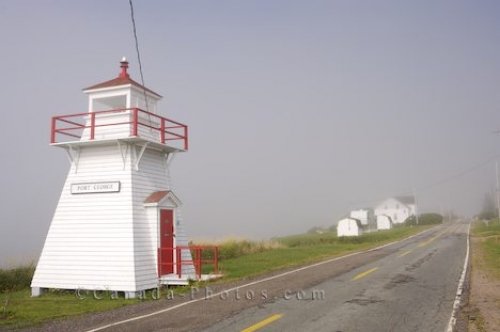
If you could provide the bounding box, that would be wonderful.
[157,246,219,279]
[50,108,188,150]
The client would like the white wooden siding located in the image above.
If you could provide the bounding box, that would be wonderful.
[374,198,415,224]
[131,149,194,286]
[32,141,193,293]
[32,144,137,291]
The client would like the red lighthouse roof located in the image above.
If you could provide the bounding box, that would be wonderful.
[83,57,162,98]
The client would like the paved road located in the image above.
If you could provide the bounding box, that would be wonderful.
[205,221,468,332]
[32,221,467,332]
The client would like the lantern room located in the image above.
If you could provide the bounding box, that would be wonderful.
[85,57,160,114]
[50,57,188,151]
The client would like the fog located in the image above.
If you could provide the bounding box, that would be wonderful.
[1,0,499,267]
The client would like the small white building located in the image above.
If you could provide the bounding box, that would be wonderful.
[31,59,213,298]
[337,218,363,237]
[376,215,393,230]
[349,209,374,226]
[374,196,416,225]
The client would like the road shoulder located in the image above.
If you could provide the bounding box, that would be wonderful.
[461,221,500,332]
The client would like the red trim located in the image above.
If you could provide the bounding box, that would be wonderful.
[83,60,161,97]
[131,108,139,137]
[160,118,165,144]
[159,209,174,275]
[50,108,188,150]
[119,60,129,78]
[50,117,56,143]
[144,191,169,204]
[90,112,95,140]
[157,246,219,279]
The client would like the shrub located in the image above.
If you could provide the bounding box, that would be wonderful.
[405,213,443,226]
[192,238,283,260]
[0,266,35,292]
[275,232,338,247]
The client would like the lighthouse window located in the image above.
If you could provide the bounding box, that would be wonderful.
[92,95,127,112]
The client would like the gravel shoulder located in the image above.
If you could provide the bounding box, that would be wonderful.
[465,236,500,332]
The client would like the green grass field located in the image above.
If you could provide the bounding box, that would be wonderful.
[472,219,500,278]
[0,289,140,329]
[218,225,431,280]
[0,224,433,329]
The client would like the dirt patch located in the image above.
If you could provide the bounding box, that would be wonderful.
[344,296,384,306]
[465,237,500,332]
[384,274,415,290]
[405,250,436,272]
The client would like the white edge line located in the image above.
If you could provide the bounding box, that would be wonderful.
[85,226,436,332]
[445,222,471,332]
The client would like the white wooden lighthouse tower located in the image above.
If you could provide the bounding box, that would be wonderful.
[31,59,199,298]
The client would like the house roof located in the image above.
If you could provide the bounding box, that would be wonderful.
[350,218,363,228]
[338,217,363,228]
[394,196,416,205]
[83,58,162,98]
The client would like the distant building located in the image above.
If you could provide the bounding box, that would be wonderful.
[376,215,393,230]
[349,209,374,226]
[337,218,363,237]
[374,196,416,225]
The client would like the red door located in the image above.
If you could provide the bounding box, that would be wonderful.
[159,209,174,275]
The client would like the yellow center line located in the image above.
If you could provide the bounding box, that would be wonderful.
[351,267,378,281]
[418,228,450,247]
[418,235,437,247]
[399,250,412,257]
[241,314,284,332]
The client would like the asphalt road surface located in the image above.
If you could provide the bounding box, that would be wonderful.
[205,222,468,332]
[31,221,468,332]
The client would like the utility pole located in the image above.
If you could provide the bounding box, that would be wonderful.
[413,188,419,225]
[496,160,500,221]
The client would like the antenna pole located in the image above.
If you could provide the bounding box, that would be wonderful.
[496,160,500,220]
[414,190,419,225]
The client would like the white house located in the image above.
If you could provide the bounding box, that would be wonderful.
[337,218,363,237]
[374,196,416,225]
[376,215,393,230]
[349,209,374,226]
[31,59,208,298]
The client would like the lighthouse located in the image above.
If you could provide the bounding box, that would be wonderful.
[31,59,211,298]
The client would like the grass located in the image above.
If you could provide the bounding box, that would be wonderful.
[0,289,141,329]
[468,307,487,332]
[193,237,284,260]
[216,225,432,280]
[468,219,500,332]
[0,268,167,329]
[0,224,432,329]
[472,219,500,278]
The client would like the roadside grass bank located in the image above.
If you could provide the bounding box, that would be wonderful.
[467,219,500,332]
[0,289,141,329]
[0,224,433,329]
[214,224,433,280]
[472,219,500,278]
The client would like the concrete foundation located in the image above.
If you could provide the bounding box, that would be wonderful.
[31,287,44,297]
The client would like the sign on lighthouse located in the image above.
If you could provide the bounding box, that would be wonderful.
[31,59,216,299]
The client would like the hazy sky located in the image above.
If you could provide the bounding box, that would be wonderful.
[1,0,500,267]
